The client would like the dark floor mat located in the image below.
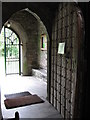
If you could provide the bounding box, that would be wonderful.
[4,94,44,109]
[4,91,31,99]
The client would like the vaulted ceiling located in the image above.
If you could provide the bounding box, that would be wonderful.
[2,2,58,39]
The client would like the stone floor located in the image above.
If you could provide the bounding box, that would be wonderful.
[1,75,62,119]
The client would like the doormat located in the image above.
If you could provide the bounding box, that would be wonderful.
[4,91,31,99]
[4,94,44,109]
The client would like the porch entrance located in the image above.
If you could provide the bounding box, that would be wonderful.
[4,27,21,75]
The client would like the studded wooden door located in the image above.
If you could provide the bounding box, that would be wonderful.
[50,3,84,119]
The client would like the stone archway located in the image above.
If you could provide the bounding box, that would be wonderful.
[4,8,49,76]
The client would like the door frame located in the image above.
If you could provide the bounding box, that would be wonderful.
[4,26,21,75]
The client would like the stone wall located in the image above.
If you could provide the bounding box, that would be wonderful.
[39,21,47,70]
[10,10,42,75]
[9,9,48,75]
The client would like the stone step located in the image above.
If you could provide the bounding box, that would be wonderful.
[32,69,47,82]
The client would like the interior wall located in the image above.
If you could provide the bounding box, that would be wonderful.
[7,9,49,75]
[50,3,81,118]
[9,10,42,75]
[39,21,47,70]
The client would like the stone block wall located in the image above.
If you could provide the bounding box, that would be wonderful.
[10,10,47,75]
[40,50,47,70]
[39,21,47,70]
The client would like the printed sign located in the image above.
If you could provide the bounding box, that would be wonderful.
[58,42,65,54]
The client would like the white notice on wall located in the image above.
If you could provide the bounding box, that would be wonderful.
[58,42,65,54]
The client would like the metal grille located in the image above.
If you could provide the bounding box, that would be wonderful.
[50,3,78,119]
[4,27,21,75]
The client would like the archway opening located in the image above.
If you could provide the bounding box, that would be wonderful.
[1,8,49,118]
[1,27,21,75]
[0,8,49,78]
